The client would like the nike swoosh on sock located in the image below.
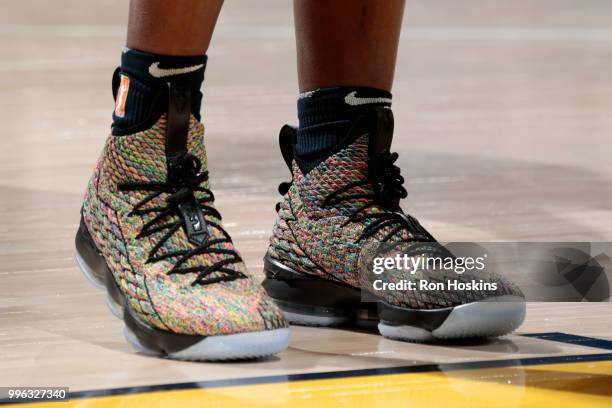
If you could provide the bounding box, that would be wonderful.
[344,91,392,106]
[148,62,204,78]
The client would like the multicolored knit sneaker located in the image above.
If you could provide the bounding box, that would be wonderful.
[75,83,289,360]
[263,107,525,341]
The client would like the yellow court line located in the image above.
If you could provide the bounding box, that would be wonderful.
[7,360,612,408]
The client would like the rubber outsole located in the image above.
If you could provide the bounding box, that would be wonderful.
[378,295,526,342]
[75,220,290,361]
[123,326,291,361]
[263,255,526,342]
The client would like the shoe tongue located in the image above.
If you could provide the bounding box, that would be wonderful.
[296,108,397,209]
[331,107,394,163]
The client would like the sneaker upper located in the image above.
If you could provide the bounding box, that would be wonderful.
[268,113,523,309]
[82,115,287,335]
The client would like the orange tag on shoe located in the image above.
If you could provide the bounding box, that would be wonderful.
[114,74,130,118]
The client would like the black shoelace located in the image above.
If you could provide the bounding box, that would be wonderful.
[279,150,434,243]
[118,154,245,285]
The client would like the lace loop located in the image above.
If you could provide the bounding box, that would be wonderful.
[368,150,408,209]
[320,150,434,243]
[118,153,245,285]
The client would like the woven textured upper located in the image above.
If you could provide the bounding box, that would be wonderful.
[82,116,287,335]
[268,135,523,309]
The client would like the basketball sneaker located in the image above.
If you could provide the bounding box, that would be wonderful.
[75,82,289,360]
[263,107,525,341]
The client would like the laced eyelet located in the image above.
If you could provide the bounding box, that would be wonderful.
[322,151,434,243]
[117,154,244,285]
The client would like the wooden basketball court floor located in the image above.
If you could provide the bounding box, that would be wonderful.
[1,0,612,406]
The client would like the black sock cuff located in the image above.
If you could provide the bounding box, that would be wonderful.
[297,86,392,129]
[112,48,207,136]
[295,86,392,165]
[119,48,207,84]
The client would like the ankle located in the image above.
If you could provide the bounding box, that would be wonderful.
[295,86,392,171]
[111,48,207,136]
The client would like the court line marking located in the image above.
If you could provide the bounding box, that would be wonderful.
[3,351,612,403]
[523,332,612,351]
[2,332,612,405]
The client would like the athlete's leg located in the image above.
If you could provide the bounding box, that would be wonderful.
[75,0,289,360]
[127,0,223,55]
[288,0,405,169]
[262,0,525,342]
[112,0,224,133]
[294,0,405,92]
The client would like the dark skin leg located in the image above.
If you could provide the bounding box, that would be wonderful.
[127,0,224,56]
[293,0,405,92]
